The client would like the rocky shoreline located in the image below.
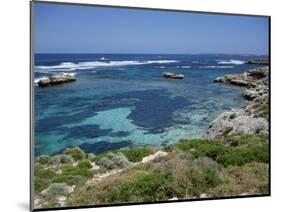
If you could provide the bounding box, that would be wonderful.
[204,66,269,140]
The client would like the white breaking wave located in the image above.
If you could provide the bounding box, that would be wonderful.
[176,65,190,68]
[34,76,48,84]
[61,72,77,77]
[34,70,50,74]
[199,66,234,69]
[217,59,245,65]
[35,60,179,72]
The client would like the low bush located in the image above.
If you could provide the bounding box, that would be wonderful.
[202,168,221,187]
[87,153,96,161]
[62,165,93,178]
[217,146,268,167]
[172,134,268,167]
[255,98,269,119]
[117,147,154,162]
[35,168,56,179]
[43,183,70,197]
[224,134,268,147]
[78,160,92,169]
[53,175,87,186]
[175,139,225,161]
[35,177,49,193]
[96,152,130,170]
[171,167,221,197]
[36,155,50,165]
[102,171,173,203]
[208,162,269,197]
[49,154,74,165]
[63,147,86,161]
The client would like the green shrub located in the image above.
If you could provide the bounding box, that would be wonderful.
[202,168,221,187]
[63,147,86,161]
[118,147,154,162]
[208,162,269,196]
[35,168,56,179]
[96,152,130,170]
[175,139,225,160]
[78,160,92,169]
[35,177,49,193]
[224,134,268,147]
[108,171,173,202]
[192,156,219,169]
[49,154,74,165]
[87,153,96,161]
[43,183,70,196]
[36,155,50,165]
[171,168,220,197]
[173,135,268,167]
[53,175,87,186]
[255,98,269,119]
[218,146,269,167]
[63,166,93,178]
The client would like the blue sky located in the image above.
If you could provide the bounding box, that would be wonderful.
[34,2,269,54]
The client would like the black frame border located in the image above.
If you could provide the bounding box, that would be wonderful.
[30,1,271,211]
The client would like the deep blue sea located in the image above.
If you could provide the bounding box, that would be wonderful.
[34,54,265,156]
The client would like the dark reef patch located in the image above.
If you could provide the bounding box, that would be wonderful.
[110,131,131,137]
[109,89,192,133]
[79,140,132,154]
[62,124,112,140]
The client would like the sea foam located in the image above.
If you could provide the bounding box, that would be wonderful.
[35,60,179,72]
[199,66,234,69]
[217,59,245,65]
[34,76,48,84]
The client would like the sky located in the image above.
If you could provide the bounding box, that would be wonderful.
[34,2,269,55]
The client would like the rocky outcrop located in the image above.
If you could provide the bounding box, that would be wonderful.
[204,111,268,140]
[204,67,269,140]
[38,74,76,87]
[245,60,269,65]
[162,72,184,79]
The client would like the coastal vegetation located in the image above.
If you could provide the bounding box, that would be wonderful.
[34,133,269,208]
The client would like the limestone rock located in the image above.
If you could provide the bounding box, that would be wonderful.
[38,74,76,87]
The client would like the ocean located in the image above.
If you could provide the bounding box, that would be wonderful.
[34,54,265,156]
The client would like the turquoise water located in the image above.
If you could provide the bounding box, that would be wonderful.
[34,54,264,156]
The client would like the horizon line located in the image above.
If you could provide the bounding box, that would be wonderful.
[34,52,269,56]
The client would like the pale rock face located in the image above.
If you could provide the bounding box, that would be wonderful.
[203,111,268,140]
[38,74,76,87]
[56,169,63,175]
[57,196,67,207]
[200,193,208,198]
[205,67,269,140]
[168,197,179,201]
[141,151,168,163]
